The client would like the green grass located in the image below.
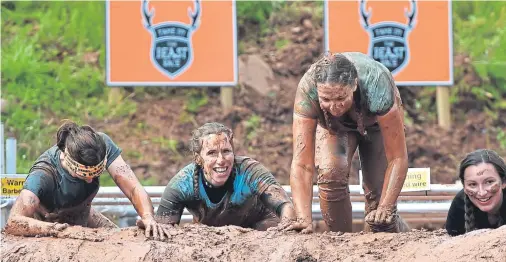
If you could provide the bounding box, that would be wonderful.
[1,2,136,173]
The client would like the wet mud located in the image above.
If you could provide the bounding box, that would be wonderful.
[2,224,505,262]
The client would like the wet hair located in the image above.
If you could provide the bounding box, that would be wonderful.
[314,52,358,86]
[458,149,506,232]
[313,52,365,135]
[56,120,106,166]
[188,122,235,198]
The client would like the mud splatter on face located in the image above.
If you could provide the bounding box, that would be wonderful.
[199,133,235,187]
[317,83,354,118]
[489,183,500,193]
[463,163,504,213]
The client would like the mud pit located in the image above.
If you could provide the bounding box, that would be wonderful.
[2,224,505,262]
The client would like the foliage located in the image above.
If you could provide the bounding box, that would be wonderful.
[236,2,279,34]
[244,114,261,141]
[236,1,323,37]
[452,2,506,114]
[1,2,136,173]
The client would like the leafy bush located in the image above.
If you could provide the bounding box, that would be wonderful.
[1,2,136,173]
[453,2,506,112]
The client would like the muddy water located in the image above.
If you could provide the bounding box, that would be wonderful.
[2,224,505,262]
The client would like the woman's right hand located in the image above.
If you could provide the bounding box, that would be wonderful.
[280,218,313,233]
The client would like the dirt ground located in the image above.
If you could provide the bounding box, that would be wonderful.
[1,224,505,262]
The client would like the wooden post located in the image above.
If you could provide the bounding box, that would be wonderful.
[108,87,123,106]
[220,86,233,113]
[436,86,451,130]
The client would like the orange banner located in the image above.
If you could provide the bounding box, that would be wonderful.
[325,0,453,86]
[106,0,237,86]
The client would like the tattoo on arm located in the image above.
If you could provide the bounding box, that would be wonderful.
[112,163,137,181]
[110,160,154,218]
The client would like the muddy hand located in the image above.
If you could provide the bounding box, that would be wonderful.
[365,206,397,225]
[281,218,313,234]
[269,205,297,232]
[136,215,169,241]
[365,206,397,232]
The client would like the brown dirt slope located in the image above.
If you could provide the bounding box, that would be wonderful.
[2,225,506,262]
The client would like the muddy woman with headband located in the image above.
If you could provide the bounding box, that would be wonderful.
[284,51,410,233]
[155,122,295,230]
[446,149,506,236]
[6,120,170,240]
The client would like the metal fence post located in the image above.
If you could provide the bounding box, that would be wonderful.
[6,138,16,174]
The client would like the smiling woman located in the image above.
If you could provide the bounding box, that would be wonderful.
[446,149,506,236]
[155,122,296,230]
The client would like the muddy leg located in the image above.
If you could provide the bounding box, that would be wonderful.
[87,208,119,229]
[358,130,410,233]
[315,126,358,233]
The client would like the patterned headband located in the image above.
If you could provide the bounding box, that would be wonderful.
[64,150,106,178]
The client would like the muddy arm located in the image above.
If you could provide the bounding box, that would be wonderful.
[290,114,317,224]
[260,184,294,218]
[5,190,64,236]
[155,183,187,225]
[376,100,409,209]
[107,155,155,220]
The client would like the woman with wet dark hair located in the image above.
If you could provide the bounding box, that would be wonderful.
[446,149,506,236]
[285,52,410,233]
[6,120,169,240]
[155,122,295,231]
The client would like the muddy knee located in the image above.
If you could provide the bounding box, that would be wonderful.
[317,169,350,202]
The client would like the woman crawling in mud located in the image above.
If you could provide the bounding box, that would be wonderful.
[155,122,296,230]
[284,52,410,233]
[5,120,169,240]
[446,149,506,236]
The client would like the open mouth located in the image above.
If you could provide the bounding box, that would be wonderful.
[475,197,491,203]
[213,167,228,174]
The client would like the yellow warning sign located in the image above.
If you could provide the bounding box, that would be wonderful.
[401,168,431,192]
[1,174,27,198]
[359,168,431,193]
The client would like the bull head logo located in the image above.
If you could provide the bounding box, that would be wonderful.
[359,0,417,75]
[142,0,201,79]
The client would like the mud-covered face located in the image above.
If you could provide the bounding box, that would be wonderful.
[198,133,234,187]
[317,81,356,117]
[463,162,506,214]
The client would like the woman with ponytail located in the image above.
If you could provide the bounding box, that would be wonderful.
[6,120,169,240]
[446,149,506,236]
[287,51,410,234]
[156,122,295,230]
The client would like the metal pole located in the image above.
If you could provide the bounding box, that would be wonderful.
[5,138,16,174]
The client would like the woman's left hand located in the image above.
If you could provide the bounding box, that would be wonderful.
[136,215,170,241]
[270,204,298,231]
[365,205,398,232]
